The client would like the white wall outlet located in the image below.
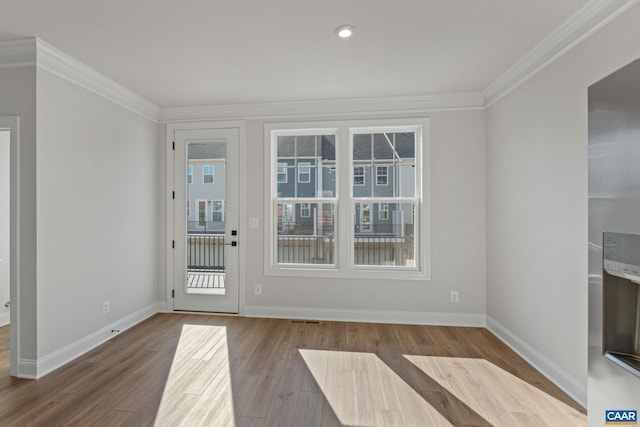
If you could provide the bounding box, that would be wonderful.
[450,291,459,303]
[249,217,259,228]
[103,300,110,314]
[254,284,262,295]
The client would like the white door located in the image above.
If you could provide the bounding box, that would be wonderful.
[0,130,9,326]
[173,128,239,313]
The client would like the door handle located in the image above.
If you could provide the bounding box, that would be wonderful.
[225,241,238,247]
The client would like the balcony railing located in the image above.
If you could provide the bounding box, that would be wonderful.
[276,233,414,266]
[277,235,334,264]
[188,230,415,270]
[188,234,224,271]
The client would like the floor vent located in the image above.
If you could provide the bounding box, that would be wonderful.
[289,319,322,325]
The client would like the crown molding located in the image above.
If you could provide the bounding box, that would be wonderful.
[0,38,37,69]
[158,92,485,122]
[35,39,159,122]
[484,0,640,107]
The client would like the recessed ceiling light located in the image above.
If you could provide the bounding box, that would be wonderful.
[335,25,355,39]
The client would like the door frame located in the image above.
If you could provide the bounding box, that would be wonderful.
[1,116,19,376]
[165,121,246,315]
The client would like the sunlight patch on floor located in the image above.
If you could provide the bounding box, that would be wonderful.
[155,324,235,427]
[404,355,586,427]
[299,349,453,427]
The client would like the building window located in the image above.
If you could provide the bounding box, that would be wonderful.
[379,203,389,220]
[376,166,388,186]
[188,165,193,184]
[277,162,288,183]
[300,203,311,217]
[268,119,427,277]
[203,165,214,184]
[211,200,224,222]
[298,162,311,183]
[353,166,365,186]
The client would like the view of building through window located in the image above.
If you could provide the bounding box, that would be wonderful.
[270,123,422,271]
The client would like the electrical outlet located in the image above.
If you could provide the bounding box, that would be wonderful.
[103,300,110,314]
[254,284,262,295]
[450,291,459,303]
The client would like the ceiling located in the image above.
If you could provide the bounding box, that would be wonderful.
[0,0,590,108]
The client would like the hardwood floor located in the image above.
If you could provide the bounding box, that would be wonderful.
[0,315,586,426]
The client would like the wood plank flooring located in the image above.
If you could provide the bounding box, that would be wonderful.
[0,314,586,426]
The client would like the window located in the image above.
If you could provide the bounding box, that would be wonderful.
[298,162,311,183]
[353,166,365,186]
[211,200,224,222]
[277,162,288,183]
[376,166,388,186]
[203,165,214,184]
[188,165,193,184]
[267,119,427,278]
[379,203,389,220]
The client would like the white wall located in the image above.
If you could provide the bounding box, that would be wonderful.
[0,67,37,365]
[234,109,487,322]
[486,2,640,406]
[0,130,9,326]
[36,69,159,358]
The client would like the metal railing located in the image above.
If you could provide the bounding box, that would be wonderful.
[188,234,224,271]
[276,233,414,266]
[188,230,415,270]
[277,235,335,264]
[353,236,414,266]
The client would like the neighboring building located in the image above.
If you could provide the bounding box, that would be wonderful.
[187,142,226,234]
[276,132,416,238]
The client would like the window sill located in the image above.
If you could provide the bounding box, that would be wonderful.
[264,264,430,281]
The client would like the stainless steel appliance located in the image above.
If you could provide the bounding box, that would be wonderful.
[589,59,640,425]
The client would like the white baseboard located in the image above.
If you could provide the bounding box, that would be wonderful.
[486,316,586,408]
[156,301,169,313]
[0,310,9,327]
[18,358,37,379]
[35,302,160,379]
[244,305,486,327]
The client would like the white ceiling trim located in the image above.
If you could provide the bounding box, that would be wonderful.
[484,0,640,107]
[158,92,485,123]
[35,39,160,122]
[0,39,36,69]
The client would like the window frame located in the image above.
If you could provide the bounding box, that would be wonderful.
[264,118,430,281]
[188,165,193,184]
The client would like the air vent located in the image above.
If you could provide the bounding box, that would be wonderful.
[289,320,322,325]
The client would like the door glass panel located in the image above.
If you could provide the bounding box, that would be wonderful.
[187,141,226,294]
